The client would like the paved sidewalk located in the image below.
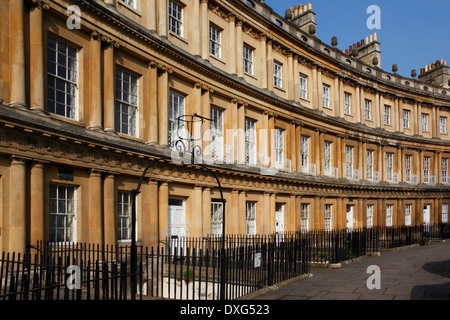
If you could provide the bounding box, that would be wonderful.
[253,241,450,300]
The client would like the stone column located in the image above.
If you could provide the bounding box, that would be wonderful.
[266,39,273,92]
[202,86,211,156]
[88,32,102,130]
[29,3,45,112]
[317,67,322,111]
[289,195,296,232]
[230,190,239,234]
[10,158,27,253]
[146,61,159,144]
[260,35,268,89]
[89,170,103,244]
[269,194,276,233]
[9,0,26,108]
[193,83,203,151]
[355,85,361,123]
[394,97,400,132]
[375,92,380,127]
[200,0,209,59]
[290,122,297,172]
[202,187,211,237]
[397,147,403,182]
[228,15,236,75]
[236,20,243,78]
[268,114,275,167]
[157,0,168,37]
[143,0,157,31]
[262,193,270,234]
[416,102,421,136]
[293,55,300,103]
[103,174,116,245]
[379,93,384,129]
[158,68,169,146]
[159,182,169,241]
[146,180,159,247]
[238,190,246,234]
[192,0,201,56]
[103,42,116,132]
[287,52,294,100]
[359,86,365,123]
[339,77,344,118]
[237,102,246,164]
[30,162,45,246]
[191,186,203,237]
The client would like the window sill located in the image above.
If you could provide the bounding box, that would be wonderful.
[49,113,85,127]
[116,131,144,143]
[244,72,258,81]
[274,85,285,93]
[169,31,189,45]
[210,53,226,65]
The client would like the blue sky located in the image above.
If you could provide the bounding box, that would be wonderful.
[264,0,450,78]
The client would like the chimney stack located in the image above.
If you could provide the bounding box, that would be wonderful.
[345,32,381,67]
[288,3,317,35]
[418,59,450,88]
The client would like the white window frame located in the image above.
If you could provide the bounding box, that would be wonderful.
[422,113,429,132]
[210,107,224,160]
[301,204,309,232]
[121,0,137,9]
[324,141,332,176]
[301,136,310,173]
[386,152,394,181]
[211,201,224,237]
[115,67,139,137]
[424,156,430,183]
[274,61,283,88]
[324,204,332,231]
[274,128,285,168]
[440,117,447,134]
[209,24,222,58]
[367,205,374,228]
[47,36,79,120]
[442,204,449,224]
[245,118,257,166]
[405,204,412,226]
[403,109,410,129]
[386,205,393,227]
[442,158,448,184]
[405,154,412,182]
[168,0,184,37]
[299,74,308,99]
[344,92,351,115]
[117,191,134,242]
[366,150,374,180]
[246,201,257,236]
[346,146,354,179]
[169,90,186,149]
[384,105,391,125]
[322,84,330,108]
[243,44,254,75]
[49,184,77,244]
[365,99,372,121]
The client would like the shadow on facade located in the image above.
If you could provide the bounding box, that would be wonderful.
[410,260,450,300]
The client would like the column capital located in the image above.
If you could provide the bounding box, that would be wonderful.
[90,30,102,41]
[11,156,28,165]
[30,0,50,10]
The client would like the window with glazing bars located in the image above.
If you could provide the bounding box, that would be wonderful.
[211,201,223,236]
[440,117,447,134]
[121,0,137,9]
[324,141,332,175]
[301,204,309,232]
[274,61,283,88]
[422,113,429,131]
[344,93,351,115]
[366,150,374,180]
[346,146,353,178]
[301,136,309,172]
[117,191,132,241]
[322,85,330,107]
[367,205,374,228]
[210,107,224,160]
[403,110,410,128]
[246,201,257,236]
[169,0,183,36]
[169,90,185,149]
[115,68,139,137]
[365,99,372,120]
[384,105,391,125]
[386,205,393,227]
[275,128,284,167]
[47,37,78,120]
[209,24,221,58]
[245,118,257,166]
[243,44,254,75]
[299,75,308,99]
[324,204,332,231]
[424,156,430,183]
[49,184,76,243]
[405,204,412,226]
[386,153,394,181]
[442,204,449,224]
[405,155,412,182]
[442,158,448,183]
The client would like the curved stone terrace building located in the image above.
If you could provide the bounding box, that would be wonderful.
[0,0,449,253]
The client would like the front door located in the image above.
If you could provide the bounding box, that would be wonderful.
[346,205,354,230]
[169,198,186,254]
